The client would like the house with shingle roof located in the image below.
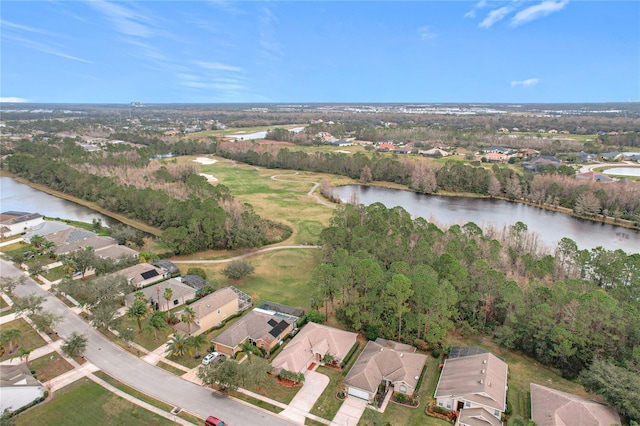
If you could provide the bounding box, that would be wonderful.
[173,287,242,336]
[116,263,168,288]
[213,308,294,357]
[271,322,357,374]
[0,364,44,413]
[530,383,621,426]
[124,278,196,312]
[434,351,508,423]
[343,339,427,403]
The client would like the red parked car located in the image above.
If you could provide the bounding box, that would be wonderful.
[205,416,227,426]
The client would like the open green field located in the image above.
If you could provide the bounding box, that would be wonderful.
[15,379,180,426]
[179,155,338,245]
[174,248,323,312]
[199,123,307,138]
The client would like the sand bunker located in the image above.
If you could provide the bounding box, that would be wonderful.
[193,157,218,165]
[199,173,218,182]
[334,150,352,154]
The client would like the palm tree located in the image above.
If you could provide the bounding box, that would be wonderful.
[127,299,150,332]
[163,287,173,312]
[0,329,21,355]
[165,333,188,358]
[12,347,33,367]
[187,334,208,359]
[180,306,196,335]
[145,310,167,341]
[61,332,88,359]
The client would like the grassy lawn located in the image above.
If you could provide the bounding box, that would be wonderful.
[157,360,189,376]
[29,352,75,383]
[0,318,48,362]
[93,371,202,424]
[228,390,284,414]
[15,378,179,426]
[309,366,345,420]
[175,248,323,313]
[179,156,336,244]
[41,266,68,282]
[111,315,173,352]
[239,374,300,404]
[0,297,8,308]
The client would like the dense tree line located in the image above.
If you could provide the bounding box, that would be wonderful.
[311,204,639,394]
[5,154,290,254]
[215,141,640,224]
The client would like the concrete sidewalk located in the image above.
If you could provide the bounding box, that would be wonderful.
[0,339,60,365]
[45,361,100,392]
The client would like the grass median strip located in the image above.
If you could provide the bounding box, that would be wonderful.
[92,371,202,425]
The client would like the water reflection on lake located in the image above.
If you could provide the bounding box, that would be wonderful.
[1,177,115,226]
[334,185,640,254]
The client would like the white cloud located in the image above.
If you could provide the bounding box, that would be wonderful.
[194,61,243,73]
[479,6,513,28]
[4,34,93,63]
[464,0,488,19]
[89,0,153,38]
[510,0,568,27]
[511,78,540,87]
[0,97,29,103]
[418,26,438,40]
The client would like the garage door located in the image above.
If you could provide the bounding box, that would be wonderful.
[348,386,370,401]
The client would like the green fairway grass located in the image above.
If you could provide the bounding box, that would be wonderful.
[15,379,178,426]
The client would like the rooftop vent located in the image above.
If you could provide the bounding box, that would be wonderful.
[483,359,487,364]
[479,379,484,384]
[481,369,486,374]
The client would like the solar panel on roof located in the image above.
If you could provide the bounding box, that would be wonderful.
[269,320,290,338]
[267,319,278,327]
[141,269,159,280]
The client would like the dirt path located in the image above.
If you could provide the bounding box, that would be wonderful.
[171,244,321,264]
[270,173,336,208]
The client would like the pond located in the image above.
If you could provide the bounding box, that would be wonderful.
[1,177,116,227]
[333,185,640,254]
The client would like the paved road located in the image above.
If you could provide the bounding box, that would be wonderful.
[173,244,320,264]
[1,259,294,426]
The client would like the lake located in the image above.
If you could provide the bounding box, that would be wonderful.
[333,185,640,254]
[1,177,115,227]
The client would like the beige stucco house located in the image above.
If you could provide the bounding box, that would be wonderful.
[344,339,427,403]
[173,287,240,336]
[271,322,358,374]
[434,351,508,424]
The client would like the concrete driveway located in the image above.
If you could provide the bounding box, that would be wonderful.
[1,259,294,426]
[331,396,368,426]
[280,369,330,424]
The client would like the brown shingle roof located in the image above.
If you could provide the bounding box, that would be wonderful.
[214,309,292,349]
[435,352,508,412]
[530,383,621,426]
[344,340,427,394]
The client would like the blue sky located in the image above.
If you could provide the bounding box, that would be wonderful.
[1,1,638,104]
